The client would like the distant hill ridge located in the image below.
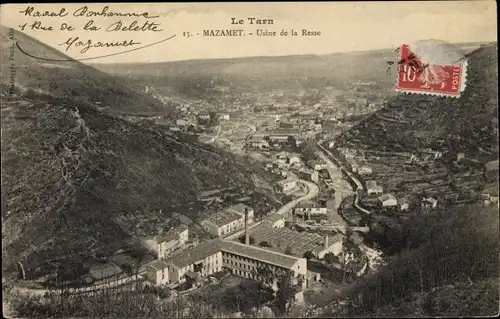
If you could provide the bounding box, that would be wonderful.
[0,25,168,116]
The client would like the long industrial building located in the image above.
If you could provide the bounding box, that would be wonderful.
[147,238,307,290]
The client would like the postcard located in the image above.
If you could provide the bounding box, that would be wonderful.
[1,2,498,318]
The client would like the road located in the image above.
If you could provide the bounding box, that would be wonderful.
[276,180,319,215]
[9,272,147,297]
[317,142,371,216]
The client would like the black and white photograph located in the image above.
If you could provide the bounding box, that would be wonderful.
[1,2,498,318]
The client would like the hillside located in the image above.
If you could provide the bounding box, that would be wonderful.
[93,50,400,99]
[333,43,498,204]
[93,43,487,101]
[0,26,167,116]
[321,203,499,317]
[1,27,275,280]
[319,44,499,317]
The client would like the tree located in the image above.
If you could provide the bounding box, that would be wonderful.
[274,270,297,316]
[324,252,338,265]
[284,246,293,255]
[300,141,319,162]
[303,251,315,259]
[287,136,297,148]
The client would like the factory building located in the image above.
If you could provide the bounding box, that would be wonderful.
[156,225,189,260]
[200,204,254,237]
[147,210,307,295]
[248,222,343,259]
[146,238,307,289]
[293,201,328,221]
[274,179,298,195]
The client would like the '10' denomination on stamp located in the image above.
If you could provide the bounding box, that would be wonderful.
[396,44,467,98]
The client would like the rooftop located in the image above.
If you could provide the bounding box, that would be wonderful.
[248,223,342,258]
[276,179,296,186]
[156,225,188,244]
[148,260,169,271]
[227,203,253,216]
[202,210,242,228]
[265,214,284,223]
[165,240,222,269]
[422,197,438,204]
[296,201,326,209]
[378,194,397,202]
[219,240,301,269]
[164,238,304,270]
[299,167,315,174]
[366,180,378,188]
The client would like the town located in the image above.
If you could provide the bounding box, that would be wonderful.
[2,5,497,316]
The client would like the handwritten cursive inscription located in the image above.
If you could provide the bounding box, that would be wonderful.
[106,20,163,32]
[16,35,177,62]
[59,37,141,54]
[15,4,173,60]
[19,5,160,19]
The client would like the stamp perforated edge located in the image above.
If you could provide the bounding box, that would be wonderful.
[395,61,468,98]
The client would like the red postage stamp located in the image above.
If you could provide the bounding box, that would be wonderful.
[396,44,467,97]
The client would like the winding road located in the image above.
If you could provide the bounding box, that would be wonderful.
[317,142,371,216]
[224,179,319,240]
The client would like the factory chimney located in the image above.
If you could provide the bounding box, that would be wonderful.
[324,235,329,249]
[244,207,250,245]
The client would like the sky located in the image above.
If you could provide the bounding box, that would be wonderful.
[1,1,497,63]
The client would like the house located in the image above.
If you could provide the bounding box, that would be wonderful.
[346,158,358,172]
[307,270,321,284]
[398,198,410,211]
[157,225,189,260]
[456,152,466,162]
[273,159,288,169]
[147,260,170,286]
[314,234,343,259]
[294,202,328,220]
[157,240,223,287]
[276,151,289,160]
[288,155,302,165]
[298,168,319,183]
[219,113,230,120]
[246,138,269,149]
[201,210,245,237]
[366,180,384,196]
[482,193,500,206]
[357,166,373,176]
[169,126,180,132]
[263,214,285,229]
[274,179,298,195]
[378,194,398,207]
[265,129,301,142]
[152,239,307,292]
[421,197,438,211]
[308,160,328,171]
[172,213,194,226]
[176,119,187,126]
[328,141,335,149]
[198,113,211,121]
[227,203,255,220]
